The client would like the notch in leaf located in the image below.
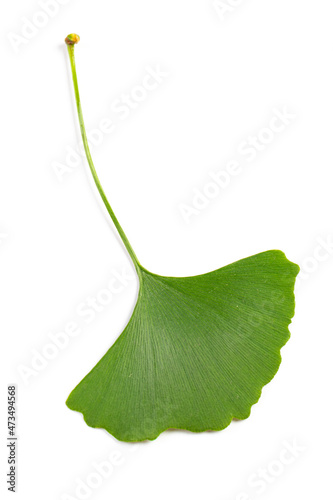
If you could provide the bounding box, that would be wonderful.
[64,34,299,442]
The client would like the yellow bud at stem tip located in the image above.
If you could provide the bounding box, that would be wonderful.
[65,34,80,45]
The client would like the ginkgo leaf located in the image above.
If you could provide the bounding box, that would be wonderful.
[64,35,299,442]
[67,251,298,441]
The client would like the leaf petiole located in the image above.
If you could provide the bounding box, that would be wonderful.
[66,35,141,274]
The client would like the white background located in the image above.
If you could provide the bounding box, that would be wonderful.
[1,0,333,498]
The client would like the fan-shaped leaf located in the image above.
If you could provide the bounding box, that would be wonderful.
[67,250,298,441]
[64,36,299,442]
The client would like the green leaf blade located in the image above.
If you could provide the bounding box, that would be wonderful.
[66,250,299,442]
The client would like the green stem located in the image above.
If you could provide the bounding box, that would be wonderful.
[66,43,141,273]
